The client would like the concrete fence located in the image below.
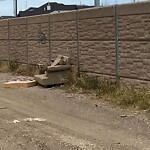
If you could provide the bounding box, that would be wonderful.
[0,2,150,87]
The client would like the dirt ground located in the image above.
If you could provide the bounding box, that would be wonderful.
[0,73,150,150]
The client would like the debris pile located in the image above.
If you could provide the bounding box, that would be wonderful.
[4,76,37,88]
[35,55,71,87]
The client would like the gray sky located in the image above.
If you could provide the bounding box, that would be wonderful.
[0,0,144,16]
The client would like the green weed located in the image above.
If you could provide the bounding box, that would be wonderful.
[8,61,19,71]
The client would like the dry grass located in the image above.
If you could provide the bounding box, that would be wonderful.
[15,65,38,77]
[65,74,150,112]
[0,61,38,77]
[1,62,150,112]
[0,64,9,72]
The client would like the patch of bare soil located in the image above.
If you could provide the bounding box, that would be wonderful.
[0,73,150,150]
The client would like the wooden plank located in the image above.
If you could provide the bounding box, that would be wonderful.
[4,80,37,88]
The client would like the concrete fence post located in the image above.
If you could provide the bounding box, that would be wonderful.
[114,5,120,84]
[48,14,51,64]
[25,17,28,66]
[8,19,10,62]
[76,8,80,76]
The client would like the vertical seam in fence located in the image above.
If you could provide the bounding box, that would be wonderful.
[114,5,120,84]
[8,19,10,62]
[26,17,28,66]
[76,8,80,76]
[49,14,51,64]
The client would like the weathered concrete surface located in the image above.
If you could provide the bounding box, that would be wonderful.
[35,55,71,86]
[1,2,150,86]
[0,73,150,150]
[35,69,70,86]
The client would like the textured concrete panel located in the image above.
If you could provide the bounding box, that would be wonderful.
[28,41,49,65]
[119,14,150,40]
[79,6,114,19]
[50,11,76,22]
[27,23,49,40]
[118,1,150,16]
[120,78,150,89]
[50,20,77,40]
[0,19,8,26]
[9,25,26,40]
[119,41,150,80]
[0,2,150,87]
[9,17,26,25]
[0,27,8,40]
[79,17,115,40]
[9,41,27,63]
[0,40,9,61]
[80,41,116,75]
[27,14,49,24]
[51,41,77,65]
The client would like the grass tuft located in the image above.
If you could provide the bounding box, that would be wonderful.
[8,61,19,71]
[65,74,150,112]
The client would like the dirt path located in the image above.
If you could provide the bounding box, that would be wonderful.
[0,73,150,150]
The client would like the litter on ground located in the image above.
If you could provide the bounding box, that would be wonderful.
[4,76,37,88]
[11,118,46,124]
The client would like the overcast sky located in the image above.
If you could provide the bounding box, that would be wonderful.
[0,0,144,16]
